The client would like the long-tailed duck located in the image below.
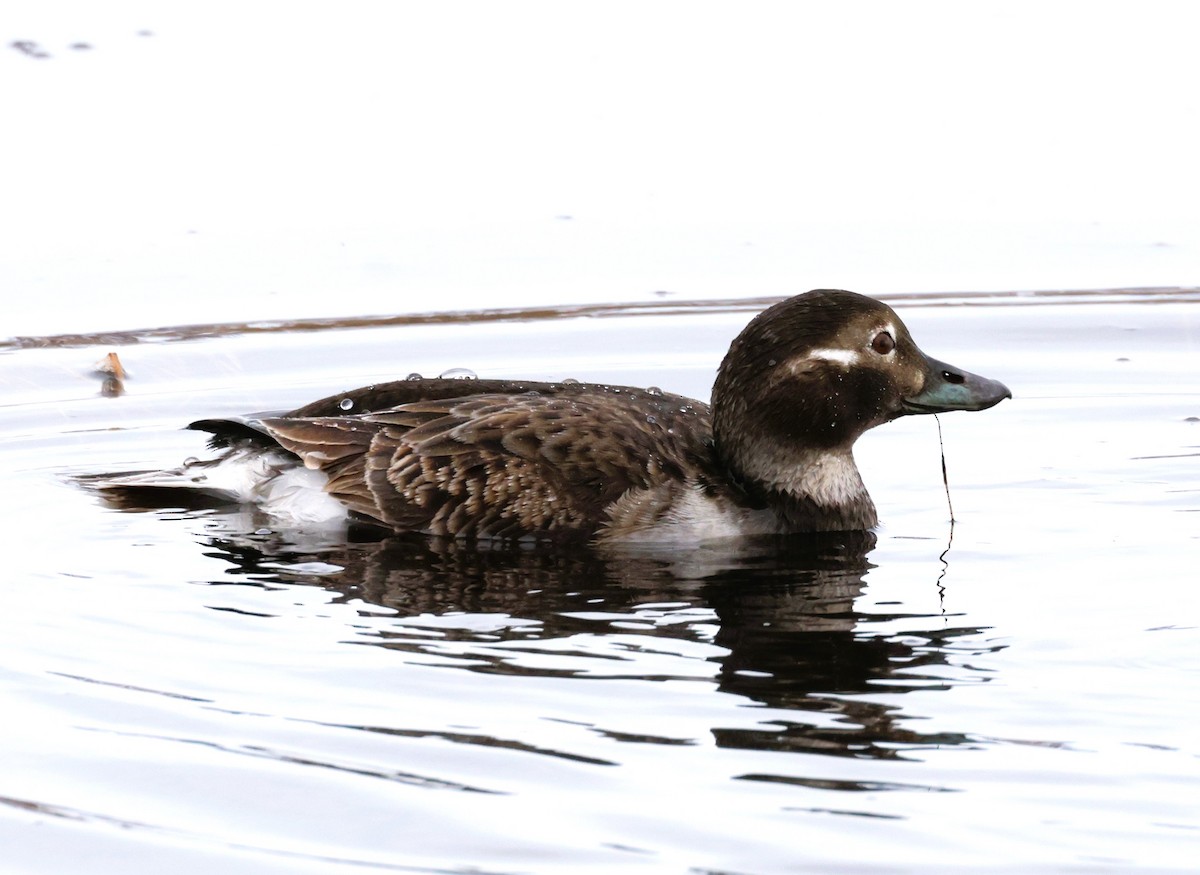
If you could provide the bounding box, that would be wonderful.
[96,290,1010,542]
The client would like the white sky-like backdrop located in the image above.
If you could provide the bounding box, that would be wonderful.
[3,1,1198,336]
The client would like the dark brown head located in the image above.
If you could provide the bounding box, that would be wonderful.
[711,290,1010,501]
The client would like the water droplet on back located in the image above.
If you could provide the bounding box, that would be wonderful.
[561,377,580,385]
[339,397,354,411]
[439,367,478,380]
[646,386,663,396]
[406,373,423,381]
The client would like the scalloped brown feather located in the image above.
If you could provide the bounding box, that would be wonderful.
[259,383,718,540]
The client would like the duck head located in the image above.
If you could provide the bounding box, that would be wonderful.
[711,289,1011,522]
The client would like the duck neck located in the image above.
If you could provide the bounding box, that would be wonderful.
[719,439,878,533]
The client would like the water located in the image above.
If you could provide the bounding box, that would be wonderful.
[1,291,1198,873]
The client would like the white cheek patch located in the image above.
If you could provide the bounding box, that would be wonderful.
[806,347,863,367]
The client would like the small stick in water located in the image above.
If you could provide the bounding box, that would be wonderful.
[93,351,127,398]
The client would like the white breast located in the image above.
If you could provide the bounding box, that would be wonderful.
[607,485,782,545]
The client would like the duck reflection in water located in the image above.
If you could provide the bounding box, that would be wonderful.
[199,525,999,764]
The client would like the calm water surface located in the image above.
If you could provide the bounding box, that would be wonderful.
[1,291,1198,873]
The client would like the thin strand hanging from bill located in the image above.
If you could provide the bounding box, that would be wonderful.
[936,413,955,523]
[935,414,955,611]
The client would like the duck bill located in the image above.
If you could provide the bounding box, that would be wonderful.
[901,356,1012,415]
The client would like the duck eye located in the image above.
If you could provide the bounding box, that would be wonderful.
[871,332,896,355]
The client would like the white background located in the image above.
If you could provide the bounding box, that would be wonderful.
[3,1,1197,336]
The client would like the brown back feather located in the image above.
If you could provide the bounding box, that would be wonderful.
[259,384,716,539]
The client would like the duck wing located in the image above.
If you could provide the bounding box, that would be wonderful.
[247,382,714,539]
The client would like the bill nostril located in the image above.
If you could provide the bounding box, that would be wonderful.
[942,370,965,385]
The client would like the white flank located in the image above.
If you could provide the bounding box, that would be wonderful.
[253,464,349,524]
[101,448,349,525]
